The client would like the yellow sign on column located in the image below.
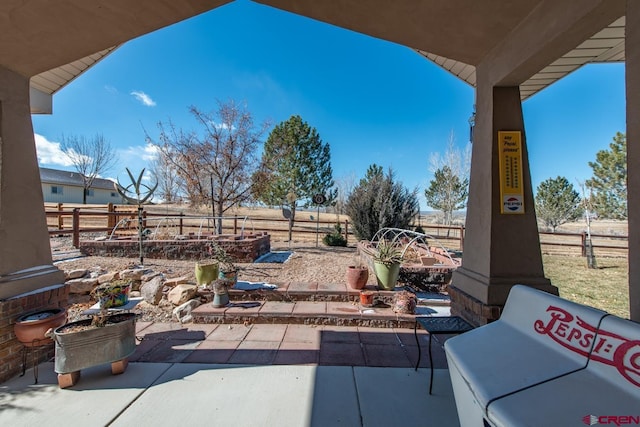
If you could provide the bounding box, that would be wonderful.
[498,131,525,214]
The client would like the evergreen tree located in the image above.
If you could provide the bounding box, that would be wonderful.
[346,165,419,240]
[535,176,583,232]
[586,132,627,220]
[252,115,336,240]
[424,166,468,225]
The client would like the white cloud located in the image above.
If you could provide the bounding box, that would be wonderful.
[34,133,74,167]
[130,90,156,107]
[121,143,159,162]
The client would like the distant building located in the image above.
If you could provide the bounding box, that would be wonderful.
[40,167,123,204]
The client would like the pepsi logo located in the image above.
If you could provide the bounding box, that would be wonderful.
[505,197,522,211]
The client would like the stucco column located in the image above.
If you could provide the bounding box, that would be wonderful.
[0,67,64,300]
[627,0,640,322]
[449,77,556,325]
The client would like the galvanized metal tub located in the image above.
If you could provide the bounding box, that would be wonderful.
[52,313,136,374]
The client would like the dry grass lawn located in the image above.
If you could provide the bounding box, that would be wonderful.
[543,254,629,318]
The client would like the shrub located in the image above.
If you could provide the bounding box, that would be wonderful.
[346,165,419,240]
[323,223,347,247]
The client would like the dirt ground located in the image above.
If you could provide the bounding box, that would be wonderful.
[51,236,372,322]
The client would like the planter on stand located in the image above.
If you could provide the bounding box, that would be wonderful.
[14,308,67,347]
[48,313,137,389]
[14,308,67,382]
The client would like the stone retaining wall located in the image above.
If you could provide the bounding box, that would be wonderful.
[79,233,271,263]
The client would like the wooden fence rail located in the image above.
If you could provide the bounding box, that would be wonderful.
[45,204,628,257]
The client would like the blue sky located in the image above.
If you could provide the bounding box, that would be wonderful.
[32,0,627,209]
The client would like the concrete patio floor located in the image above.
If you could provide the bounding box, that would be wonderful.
[0,323,461,426]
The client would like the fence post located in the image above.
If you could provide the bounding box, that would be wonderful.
[107,203,114,228]
[234,216,238,234]
[55,203,62,230]
[179,213,184,235]
[142,210,147,230]
[72,208,80,248]
[459,226,464,252]
[344,220,349,244]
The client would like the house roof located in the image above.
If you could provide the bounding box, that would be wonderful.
[40,167,117,191]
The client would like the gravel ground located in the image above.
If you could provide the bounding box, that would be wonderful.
[51,236,372,322]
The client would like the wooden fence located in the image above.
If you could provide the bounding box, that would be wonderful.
[45,203,628,257]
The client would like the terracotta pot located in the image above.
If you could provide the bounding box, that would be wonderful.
[14,308,67,347]
[360,290,375,307]
[346,266,369,289]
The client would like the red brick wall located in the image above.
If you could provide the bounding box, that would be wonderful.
[0,285,69,383]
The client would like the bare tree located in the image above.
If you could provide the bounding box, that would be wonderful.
[332,172,357,215]
[147,100,269,232]
[60,133,118,204]
[426,131,471,224]
[150,143,184,203]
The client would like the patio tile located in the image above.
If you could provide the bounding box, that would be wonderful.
[326,301,361,317]
[244,323,288,342]
[130,336,164,362]
[228,340,279,364]
[319,342,365,366]
[283,324,323,344]
[135,321,152,333]
[260,301,295,315]
[403,343,449,369]
[317,282,347,293]
[362,343,413,367]
[292,301,326,316]
[206,323,252,341]
[135,322,185,337]
[358,327,401,345]
[135,339,201,363]
[320,326,360,343]
[395,327,426,347]
[287,282,318,292]
[225,301,262,315]
[182,339,239,363]
[273,342,319,365]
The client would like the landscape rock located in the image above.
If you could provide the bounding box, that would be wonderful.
[140,276,165,305]
[67,277,99,294]
[65,269,87,280]
[97,272,118,284]
[173,299,201,323]
[141,271,162,282]
[167,284,197,306]
[120,268,151,281]
[164,276,190,287]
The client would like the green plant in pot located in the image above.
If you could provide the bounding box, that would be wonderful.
[373,239,403,290]
[208,242,237,284]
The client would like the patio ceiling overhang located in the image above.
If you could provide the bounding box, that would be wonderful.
[21,1,626,112]
[416,17,625,100]
[0,0,231,114]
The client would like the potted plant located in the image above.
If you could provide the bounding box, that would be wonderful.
[209,242,237,284]
[346,258,369,290]
[372,239,403,290]
[47,280,137,389]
